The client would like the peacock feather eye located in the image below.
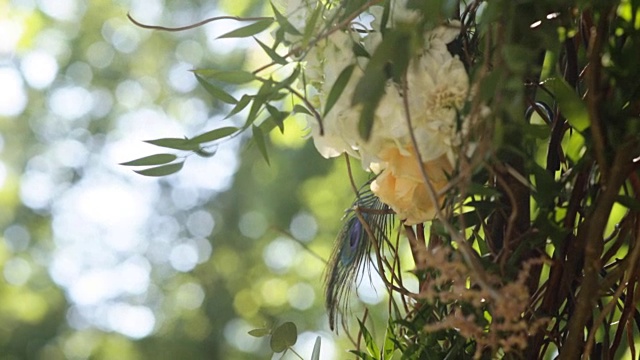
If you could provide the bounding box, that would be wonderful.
[349,219,362,250]
[339,217,363,265]
[324,181,393,331]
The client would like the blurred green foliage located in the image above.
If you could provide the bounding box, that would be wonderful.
[0,0,383,359]
[5,0,640,359]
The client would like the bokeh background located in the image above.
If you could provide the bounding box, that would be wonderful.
[0,0,392,358]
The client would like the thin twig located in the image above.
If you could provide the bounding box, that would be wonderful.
[251,0,385,75]
[345,154,360,195]
[559,140,635,359]
[284,84,324,135]
[583,221,640,357]
[271,227,327,264]
[584,10,611,180]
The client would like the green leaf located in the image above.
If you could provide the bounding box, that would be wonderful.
[353,30,411,140]
[466,182,501,197]
[450,210,485,229]
[195,148,217,158]
[302,2,323,44]
[134,162,184,177]
[191,126,238,143]
[343,0,368,20]
[217,19,274,38]
[254,37,288,65]
[271,2,301,35]
[266,104,288,133]
[252,125,270,164]
[270,322,297,353]
[225,95,253,119]
[293,104,312,116]
[120,153,177,166]
[348,350,375,360]
[531,162,558,208]
[248,328,271,338]
[324,64,355,116]
[522,123,551,139]
[192,69,255,84]
[144,138,198,151]
[545,77,589,131]
[379,0,391,35]
[616,195,640,212]
[274,65,301,90]
[195,75,237,104]
[259,117,278,134]
[382,323,397,359]
[310,336,321,360]
[358,319,380,358]
[245,79,276,128]
[352,42,370,58]
[354,70,385,140]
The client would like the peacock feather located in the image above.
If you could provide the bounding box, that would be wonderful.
[325,182,394,330]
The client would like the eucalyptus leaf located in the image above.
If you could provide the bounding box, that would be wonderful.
[272,65,301,91]
[258,117,278,134]
[144,138,198,151]
[217,19,274,39]
[355,71,386,140]
[245,82,273,128]
[292,104,312,116]
[193,69,255,84]
[266,104,288,133]
[191,127,238,144]
[254,37,288,65]
[134,162,184,177]
[195,148,217,158]
[195,75,237,104]
[303,2,323,44]
[324,64,355,117]
[120,153,177,166]
[225,95,253,119]
[270,322,297,353]
[252,125,270,164]
[270,2,301,35]
[353,30,411,140]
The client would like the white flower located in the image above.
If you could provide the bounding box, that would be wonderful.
[282,0,320,43]
[288,1,470,224]
[306,69,361,158]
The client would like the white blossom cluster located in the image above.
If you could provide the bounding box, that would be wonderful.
[286,0,469,224]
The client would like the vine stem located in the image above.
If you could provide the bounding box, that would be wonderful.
[127,13,272,32]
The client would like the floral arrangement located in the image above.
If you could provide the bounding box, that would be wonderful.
[128,0,640,359]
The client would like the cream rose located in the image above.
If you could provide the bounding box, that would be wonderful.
[371,146,452,225]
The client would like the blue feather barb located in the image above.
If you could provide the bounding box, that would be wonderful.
[324,182,393,330]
